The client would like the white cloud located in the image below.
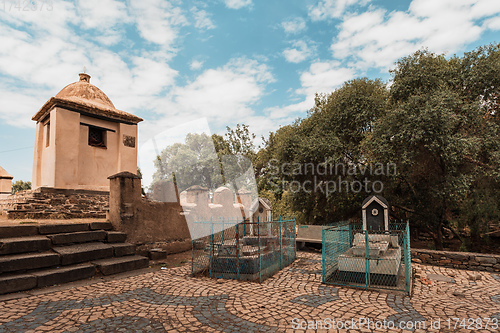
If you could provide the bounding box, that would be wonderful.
[266,61,355,120]
[190,60,205,70]
[128,0,188,48]
[309,0,371,21]
[0,85,49,127]
[297,61,355,97]
[168,58,273,122]
[191,6,216,30]
[283,40,316,63]
[224,0,252,10]
[76,0,130,45]
[281,17,306,34]
[77,0,129,30]
[330,0,500,70]
[0,0,78,38]
[484,16,500,30]
[142,57,274,137]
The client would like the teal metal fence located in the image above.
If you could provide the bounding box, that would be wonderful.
[322,221,411,294]
[192,217,296,282]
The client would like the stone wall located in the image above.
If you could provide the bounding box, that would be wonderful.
[107,172,192,254]
[0,187,108,219]
[411,248,500,272]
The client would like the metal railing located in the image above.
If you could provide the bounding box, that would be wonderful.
[322,221,411,294]
[192,217,296,282]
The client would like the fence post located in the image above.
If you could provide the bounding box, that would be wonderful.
[236,218,240,280]
[405,220,411,294]
[293,218,296,260]
[191,217,195,275]
[364,230,370,289]
[279,216,283,269]
[222,217,225,244]
[322,227,325,283]
[210,217,214,279]
[348,223,353,247]
[258,216,261,283]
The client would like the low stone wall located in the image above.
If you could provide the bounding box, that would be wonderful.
[411,248,500,272]
[0,187,109,219]
[107,172,192,253]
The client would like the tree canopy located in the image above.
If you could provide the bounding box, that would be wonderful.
[256,44,500,250]
[151,43,500,250]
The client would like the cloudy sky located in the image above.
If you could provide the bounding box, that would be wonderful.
[0,0,499,185]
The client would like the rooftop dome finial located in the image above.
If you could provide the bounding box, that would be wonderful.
[79,72,91,83]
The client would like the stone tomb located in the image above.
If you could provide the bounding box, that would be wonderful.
[210,233,282,281]
[337,195,403,286]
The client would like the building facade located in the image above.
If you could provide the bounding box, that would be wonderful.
[31,73,142,191]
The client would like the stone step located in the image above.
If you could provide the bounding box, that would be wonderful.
[53,242,113,266]
[92,255,149,276]
[0,225,38,238]
[38,223,90,235]
[0,252,60,274]
[106,231,127,243]
[48,231,107,245]
[90,222,113,230]
[0,273,37,295]
[0,236,52,255]
[33,263,96,288]
[111,243,136,257]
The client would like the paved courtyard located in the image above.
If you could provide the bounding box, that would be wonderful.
[0,251,499,332]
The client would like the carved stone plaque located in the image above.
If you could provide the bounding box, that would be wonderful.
[123,135,136,148]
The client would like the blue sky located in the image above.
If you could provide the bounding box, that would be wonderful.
[0,0,499,186]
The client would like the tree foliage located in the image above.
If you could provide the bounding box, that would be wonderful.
[257,44,500,250]
[151,124,258,194]
[12,180,31,194]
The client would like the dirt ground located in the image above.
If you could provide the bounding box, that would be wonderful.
[149,250,192,270]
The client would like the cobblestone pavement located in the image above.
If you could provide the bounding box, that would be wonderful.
[1,251,500,332]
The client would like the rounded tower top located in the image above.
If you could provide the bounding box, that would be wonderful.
[32,73,143,124]
[55,73,115,110]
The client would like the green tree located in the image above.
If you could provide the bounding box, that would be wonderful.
[151,125,259,194]
[152,133,223,192]
[12,180,31,194]
[366,47,500,249]
[257,78,388,224]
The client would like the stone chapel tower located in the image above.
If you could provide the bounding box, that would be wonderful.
[31,73,143,191]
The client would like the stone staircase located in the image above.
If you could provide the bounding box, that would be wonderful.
[0,222,149,295]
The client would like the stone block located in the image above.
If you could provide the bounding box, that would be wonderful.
[92,255,148,275]
[0,225,38,238]
[53,242,113,265]
[0,274,37,295]
[48,231,106,245]
[112,243,136,257]
[106,231,127,243]
[39,223,89,234]
[0,236,51,255]
[90,222,113,230]
[0,252,60,273]
[148,248,167,260]
[475,256,497,265]
[33,263,96,288]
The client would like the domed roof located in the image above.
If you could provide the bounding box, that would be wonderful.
[32,73,142,124]
[55,73,115,110]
